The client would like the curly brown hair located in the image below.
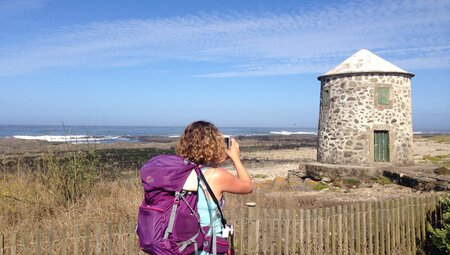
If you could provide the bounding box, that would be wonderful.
[176,121,227,165]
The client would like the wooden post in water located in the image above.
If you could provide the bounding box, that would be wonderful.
[246,202,257,254]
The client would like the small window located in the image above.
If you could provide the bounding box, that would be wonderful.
[377,87,389,105]
[322,90,329,107]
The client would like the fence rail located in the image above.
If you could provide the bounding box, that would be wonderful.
[0,194,446,254]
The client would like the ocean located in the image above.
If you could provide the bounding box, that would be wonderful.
[0,125,318,144]
[1,125,447,144]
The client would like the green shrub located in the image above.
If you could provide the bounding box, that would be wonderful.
[313,182,329,191]
[427,196,450,254]
[371,176,392,185]
[41,150,101,205]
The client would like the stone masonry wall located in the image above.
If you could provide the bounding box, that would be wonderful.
[317,73,413,165]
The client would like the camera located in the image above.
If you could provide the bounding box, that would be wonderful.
[223,135,231,149]
[222,224,234,238]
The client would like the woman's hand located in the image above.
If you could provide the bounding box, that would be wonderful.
[226,138,240,161]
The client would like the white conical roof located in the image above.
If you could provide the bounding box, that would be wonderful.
[319,49,414,79]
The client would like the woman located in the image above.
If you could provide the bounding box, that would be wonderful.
[176,121,253,254]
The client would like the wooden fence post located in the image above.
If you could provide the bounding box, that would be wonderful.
[240,207,244,255]
[0,233,4,255]
[318,208,323,255]
[362,203,367,255]
[410,197,416,255]
[367,202,373,255]
[246,202,257,254]
[73,225,79,255]
[299,209,304,255]
[95,223,102,255]
[262,208,267,255]
[305,209,311,255]
[128,221,135,255]
[11,232,16,255]
[355,203,361,255]
[61,226,68,255]
[374,201,379,255]
[36,227,42,255]
[325,207,331,255]
[343,205,349,255]
[277,209,282,255]
[349,204,355,255]
[284,209,290,255]
[107,222,113,255]
[291,209,297,254]
[23,231,31,254]
[337,205,343,255]
[84,224,90,255]
[49,225,56,255]
[270,208,275,255]
[385,200,391,255]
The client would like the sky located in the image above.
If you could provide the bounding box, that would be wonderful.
[0,0,449,130]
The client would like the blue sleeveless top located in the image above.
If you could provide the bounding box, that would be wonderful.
[197,168,224,254]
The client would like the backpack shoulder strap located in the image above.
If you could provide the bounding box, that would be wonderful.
[197,167,227,227]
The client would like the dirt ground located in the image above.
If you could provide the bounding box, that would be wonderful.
[1,134,449,205]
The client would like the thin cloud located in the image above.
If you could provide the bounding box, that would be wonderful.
[0,0,449,77]
[0,0,48,17]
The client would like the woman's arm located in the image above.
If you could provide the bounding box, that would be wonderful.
[210,138,253,198]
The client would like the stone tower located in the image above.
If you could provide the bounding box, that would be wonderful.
[317,49,414,166]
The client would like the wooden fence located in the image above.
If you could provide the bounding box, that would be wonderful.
[0,194,447,254]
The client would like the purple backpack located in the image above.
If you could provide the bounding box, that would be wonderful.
[137,155,229,255]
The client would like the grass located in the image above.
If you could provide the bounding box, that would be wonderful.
[428,135,450,144]
[313,182,329,191]
[422,154,450,168]
[343,178,361,187]
[371,176,393,185]
[252,173,268,179]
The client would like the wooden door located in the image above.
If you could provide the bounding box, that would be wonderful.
[374,131,389,162]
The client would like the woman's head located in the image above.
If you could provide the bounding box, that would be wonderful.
[176,121,227,165]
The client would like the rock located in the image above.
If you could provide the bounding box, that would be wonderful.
[322,177,332,182]
[359,183,373,188]
[273,176,287,190]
